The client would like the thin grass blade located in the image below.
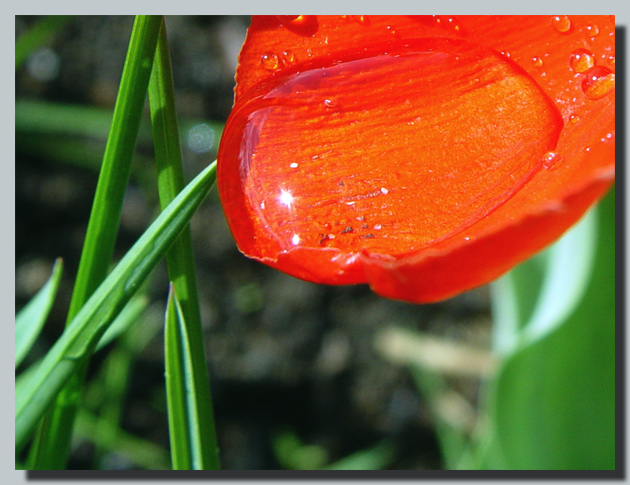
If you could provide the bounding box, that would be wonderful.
[148,18,219,470]
[16,259,63,368]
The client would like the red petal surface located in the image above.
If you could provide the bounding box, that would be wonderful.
[218,15,615,303]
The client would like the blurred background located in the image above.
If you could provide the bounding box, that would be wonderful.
[15,16,494,470]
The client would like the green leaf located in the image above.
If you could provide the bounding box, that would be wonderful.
[483,188,615,470]
[15,161,217,453]
[15,259,63,368]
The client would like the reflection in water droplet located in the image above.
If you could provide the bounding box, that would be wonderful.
[261,52,280,71]
[532,57,544,67]
[569,113,580,124]
[551,15,572,33]
[569,49,595,73]
[586,24,600,37]
[581,66,615,99]
[281,50,296,67]
[541,151,562,170]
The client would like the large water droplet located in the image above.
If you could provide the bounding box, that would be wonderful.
[581,66,615,99]
[569,48,595,73]
[260,52,280,71]
[550,15,572,33]
[219,38,563,257]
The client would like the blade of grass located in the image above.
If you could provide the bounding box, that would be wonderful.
[27,15,163,469]
[148,18,219,470]
[16,259,63,368]
[15,160,217,455]
[164,287,193,469]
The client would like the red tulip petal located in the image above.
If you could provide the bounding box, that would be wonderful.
[218,15,614,303]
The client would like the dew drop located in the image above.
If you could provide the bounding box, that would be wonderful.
[541,151,562,170]
[281,50,296,67]
[581,66,615,99]
[380,187,389,195]
[260,52,280,71]
[532,56,544,67]
[323,98,338,108]
[551,15,572,33]
[586,23,600,37]
[569,48,595,73]
[374,224,382,230]
[569,113,580,124]
[289,162,298,168]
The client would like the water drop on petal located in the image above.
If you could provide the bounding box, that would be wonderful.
[581,66,615,99]
[541,151,562,170]
[261,52,280,71]
[550,15,572,34]
[569,48,595,73]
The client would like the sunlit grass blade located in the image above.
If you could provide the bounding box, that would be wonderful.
[27,15,163,470]
[148,18,219,470]
[15,161,217,454]
[164,287,193,469]
[15,259,63,368]
[15,15,71,69]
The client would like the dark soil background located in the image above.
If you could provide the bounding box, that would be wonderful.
[15,15,492,470]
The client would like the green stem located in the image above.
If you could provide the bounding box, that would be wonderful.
[27,15,162,470]
[148,19,220,470]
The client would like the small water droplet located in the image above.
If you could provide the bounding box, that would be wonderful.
[323,99,337,108]
[551,15,572,33]
[532,56,544,67]
[306,48,313,59]
[291,234,300,245]
[585,146,591,152]
[374,224,382,230]
[380,187,389,195]
[569,113,580,124]
[585,24,600,37]
[581,66,615,99]
[281,50,296,67]
[569,48,595,73]
[500,51,511,58]
[541,151,562,170]
[260,52,280,71]
[289,162,298,168]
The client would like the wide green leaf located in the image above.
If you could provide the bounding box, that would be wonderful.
[486,188,615,470]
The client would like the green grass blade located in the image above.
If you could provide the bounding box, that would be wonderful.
[27,15,163,470]
[15,161,217,454]
[164,287,194,469]
[15,16,71,69]
[95,295,148,353]
[15,259,63,368]
[67,15,162,322]
[148,19,220,470]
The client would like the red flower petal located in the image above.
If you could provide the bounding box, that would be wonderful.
[218,15,614,303]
